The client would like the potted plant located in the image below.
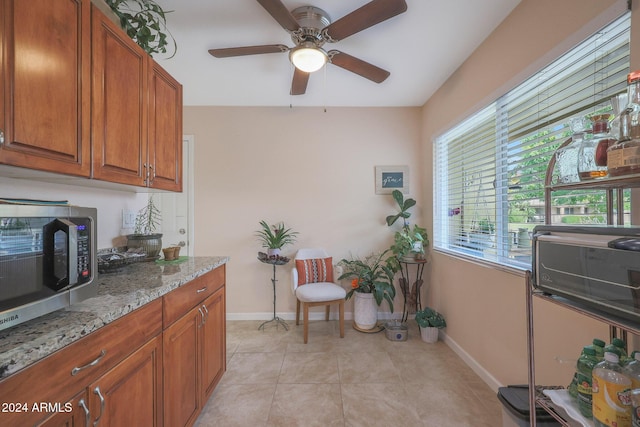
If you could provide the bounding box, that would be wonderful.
[386,189,429,261]
[338,250,397,330]
[255,221,298,257]
[415,307,446,343]
[469,218,495,250]
[105,0,177,58]
[127,195,163,259]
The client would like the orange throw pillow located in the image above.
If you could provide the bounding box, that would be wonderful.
[295,258,333,285]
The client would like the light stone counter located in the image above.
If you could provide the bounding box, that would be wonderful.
[0,256,229,380]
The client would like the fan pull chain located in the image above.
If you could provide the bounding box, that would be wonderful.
[323,63,327,113]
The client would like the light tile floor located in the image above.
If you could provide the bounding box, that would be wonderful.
[195,320,503,427]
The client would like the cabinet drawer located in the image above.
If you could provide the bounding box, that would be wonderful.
[0,298,162,426]
[163,265,225,327]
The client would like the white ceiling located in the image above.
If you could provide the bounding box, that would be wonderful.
[154,0,521,107]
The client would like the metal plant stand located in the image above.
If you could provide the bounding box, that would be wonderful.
[258,255,289,331]
[397,259,427,323]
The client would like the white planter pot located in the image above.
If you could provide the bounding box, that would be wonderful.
[420,326,439,343]
[267,248,281,257]
[353,292,377,330]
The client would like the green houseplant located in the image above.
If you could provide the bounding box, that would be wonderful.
[338,250,397,330]
[386,190,429,261]
[255,221,298,257]
[415,307,446,343]
[127,195,163,259]
[105,0,176,58]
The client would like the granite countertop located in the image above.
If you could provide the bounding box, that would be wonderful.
[0,256,229,380]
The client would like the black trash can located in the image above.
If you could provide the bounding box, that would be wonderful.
[497,385,561,426]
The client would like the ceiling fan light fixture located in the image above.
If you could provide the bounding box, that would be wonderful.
[289,43,327,73]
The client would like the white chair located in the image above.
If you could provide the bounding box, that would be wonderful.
[291,248,346,344]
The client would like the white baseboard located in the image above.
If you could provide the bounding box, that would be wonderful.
[441,331,503,392]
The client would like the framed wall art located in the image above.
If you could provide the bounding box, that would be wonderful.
[375,165,409,195]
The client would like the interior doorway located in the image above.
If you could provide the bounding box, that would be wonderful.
[158,135,195,256]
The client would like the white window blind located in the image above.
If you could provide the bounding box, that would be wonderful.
[433,13,630,270]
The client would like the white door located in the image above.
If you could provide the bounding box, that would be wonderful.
[158,136,195,256]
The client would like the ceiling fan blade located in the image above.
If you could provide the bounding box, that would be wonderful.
[257,0,300,32]
[290,68,310,95]
[323,0,407,42]
[208,44,288,58]
[328,50,390,83]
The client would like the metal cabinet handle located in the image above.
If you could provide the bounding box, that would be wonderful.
[71,350,107,376]
[201,304,209,324]
[0,129,4,145]
[196,286,207,293]
[93,387,105,427]
[79,398,90,426]
[198,307,205,328]
[149,164,155,184]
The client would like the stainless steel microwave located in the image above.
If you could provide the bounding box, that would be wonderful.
[0,204,97,331]
[532,225,640,322]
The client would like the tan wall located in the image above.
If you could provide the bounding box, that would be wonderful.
[184,106,422,318]
[422,0,627,388]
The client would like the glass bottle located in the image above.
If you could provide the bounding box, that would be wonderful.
[556,117,587,183]
[608,70,640,177]
[579,114,612,179]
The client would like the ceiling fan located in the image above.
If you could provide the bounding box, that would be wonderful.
[208,0,408,95]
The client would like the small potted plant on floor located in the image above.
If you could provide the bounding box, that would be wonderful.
[415,307,446,343]
[127,195,163,259]
[255,221,298,258]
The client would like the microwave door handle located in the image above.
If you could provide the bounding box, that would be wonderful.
[59,219,79,286]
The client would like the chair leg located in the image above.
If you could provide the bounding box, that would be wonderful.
[325,305,330,321]
[339,300,345,338]
[296,299,301,326]
[303,303,309,344]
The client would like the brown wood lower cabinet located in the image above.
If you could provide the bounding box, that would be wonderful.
[163,284,226,427]
[0,265,226,427]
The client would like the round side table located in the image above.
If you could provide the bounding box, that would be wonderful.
[258,254,290,330]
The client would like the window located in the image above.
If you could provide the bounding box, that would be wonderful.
[433,13,631,270]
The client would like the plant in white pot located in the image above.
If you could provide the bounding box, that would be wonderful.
[338,250,397,330]
[415,307,446,343]
[255,221,298,258]
[127,195,162,260]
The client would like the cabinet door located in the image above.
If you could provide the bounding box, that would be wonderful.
[148,60,182,191]
[35,391,89,427]
[0,0,91,176]
[88,335,163,427]
[91,5,148,186]
[201,287,226,404]
[163,307,202,427]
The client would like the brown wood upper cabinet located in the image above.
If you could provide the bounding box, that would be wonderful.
[92,6,183,191]
[0,0,92,177]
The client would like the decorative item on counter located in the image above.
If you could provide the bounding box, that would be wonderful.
[579,114,612,179]
[556,117,587,184]
[255,220,298,258]
[97,248,146,273]
[162,246,181,261]
[126,195,162,260]
[608,70,640,177]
